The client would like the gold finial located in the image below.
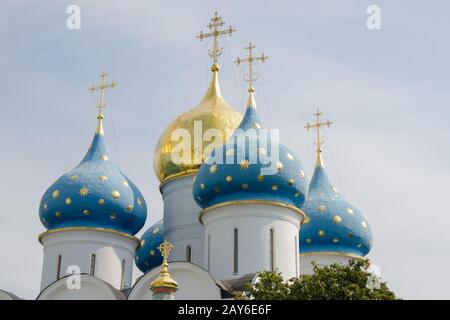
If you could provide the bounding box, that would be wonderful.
[234,42,268,107]
[196,12,236,68]
[150,240,178,290]
[89,71,117,134]
[305,110,333,167]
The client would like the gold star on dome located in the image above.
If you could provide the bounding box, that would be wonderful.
[111,190,120,199]
[226,176,233,182]
[258,148,266,156]
[52,190,60,199]
[44,204,48,210]
[240,159,250,170]
[303,215,310,224]
[65,197,72,205]
[83,209,90,216]
[346,208,354,215]
[79,187,89,197]
[332,215,342,224]
[137,197,142,206]
[299,170,305,179]
[294,192,301,197]
[127,205,133,212]
[55,211,61,218]
[257,175,264,182]
[98,175,108,182]
[288,178,295,186]
[348,233,354,238]
[70,175,78,181]
[209,164,218,174]
[333,238,340,243]
[275,161,284,172]
[317,204,326,212]
[361,221,368,229]
[100,154,108,161]
[286,153,294,161]
[306,238,312,244]
[149,250,155,256]
[241,184,248,190]
[200,183,205,189]
[140,240,145,247]
[98,198,105,206]
[271,184,278,191]
[214,186,221,193]
[123,181,129,187]
[153,227,160,234]
[110,213,117,220]
[318,230,325,237]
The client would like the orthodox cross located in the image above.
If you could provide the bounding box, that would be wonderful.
[305,110,333,154]
[196,12,236,65]
[89,71,117,120]
[158,240,173,273]
[234,42,268,90]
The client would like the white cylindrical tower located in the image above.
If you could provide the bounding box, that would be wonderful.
[153,64,242,267]
[38,73,147,291]
[39,228,139,290]
[200,202,302,280]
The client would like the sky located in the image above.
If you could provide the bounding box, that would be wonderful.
[0,0,449,299]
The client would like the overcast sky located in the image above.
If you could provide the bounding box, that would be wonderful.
[0,0,449,299]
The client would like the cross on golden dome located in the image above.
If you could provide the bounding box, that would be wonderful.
[89,71,117,121]
[196,12,236,67]
[234,42,268,91]
[305,110,333,166]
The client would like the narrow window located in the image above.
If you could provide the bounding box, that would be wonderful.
[90,254,96,276]
[56,255,62,280]
[270,228,275,272]
[207,235,211,271]
[186,245,192,262]
[233,228,238,274]
[120,259,126,289]
[295,236,299,277]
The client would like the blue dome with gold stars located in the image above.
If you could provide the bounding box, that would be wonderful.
[39,119,147,236]
[134,219,164,273]
[193,89,308,210]
[300,154,372,256]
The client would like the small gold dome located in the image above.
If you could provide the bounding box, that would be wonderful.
[154,64,243,183]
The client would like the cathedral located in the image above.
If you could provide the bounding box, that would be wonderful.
[0,13,373,300]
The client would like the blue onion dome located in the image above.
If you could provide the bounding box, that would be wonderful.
[193,88,308,211]
[300,153,373,256]
[39,115,147,236]
[135,219,164,273]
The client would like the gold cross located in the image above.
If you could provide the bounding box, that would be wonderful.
[158,240,173,273]
[305,110,333,154]
[89,71,117,120]
[234,42,268,90]
[196,12,236,65]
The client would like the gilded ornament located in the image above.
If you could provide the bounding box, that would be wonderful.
[111,190,121,199]
[240,159,250,170]
[98,198,105,206]
[52,190,60,199]
[79,187,89,197]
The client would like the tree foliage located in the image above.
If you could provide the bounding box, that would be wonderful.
[237,261,398,300]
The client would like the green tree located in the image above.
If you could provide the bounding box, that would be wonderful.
[238,261,398,300]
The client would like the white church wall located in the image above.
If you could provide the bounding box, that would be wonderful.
[201,203,301,281]
[299,253,366,275]
[37,274,126,300]
[161,175,204,267]
[39,229,139,291]
[128,262,223,300]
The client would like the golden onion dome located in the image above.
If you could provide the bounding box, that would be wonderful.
[154,64,243,183]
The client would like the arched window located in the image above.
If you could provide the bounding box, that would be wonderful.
[270,228,275,272]
[90,254,96,276]
[233,228,238,274]
[120,259,126,289]
[56,255,62,280]
[186,245,192,262]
